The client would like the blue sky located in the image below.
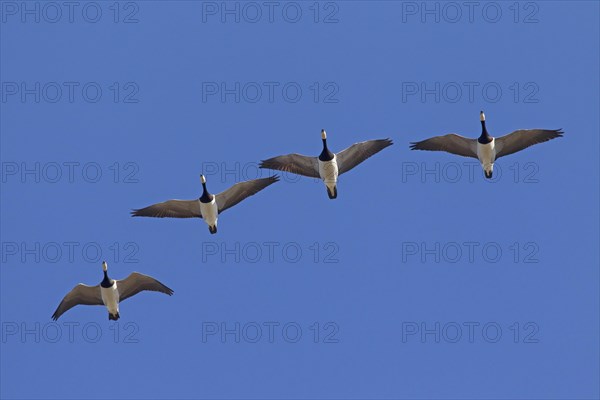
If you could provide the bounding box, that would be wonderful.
[1,1,599,399]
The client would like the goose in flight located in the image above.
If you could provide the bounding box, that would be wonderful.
[52,261,173,321]
[131,175,279,234]
[259,130,393,198]
[410,111,563,178]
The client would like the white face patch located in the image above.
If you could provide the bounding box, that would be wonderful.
[480,112,486,122]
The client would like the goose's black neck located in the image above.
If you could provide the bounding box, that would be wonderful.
[319,139,334,161]
[101,271,113,288]
[478,121,493,144]
[200,182,212,203]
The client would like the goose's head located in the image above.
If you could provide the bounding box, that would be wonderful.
[102,260,108,272]
[199,174,211,201]
[319,129,334,161]
[479,110,491,141]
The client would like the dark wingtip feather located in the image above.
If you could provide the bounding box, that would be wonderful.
[258,174,280,184]
[158,280,175,296]
[258,159,272,169]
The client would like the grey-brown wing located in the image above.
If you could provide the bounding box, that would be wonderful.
[52,284,102,320]
[117,272,174,302]
[410,134,478,158]
[336,138,393,175]
[215,176,279,214]
[495,129,563,159]
[259,154,319,178]
[131,199,202,218]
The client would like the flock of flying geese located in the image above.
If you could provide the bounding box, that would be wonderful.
[52,111,563,321]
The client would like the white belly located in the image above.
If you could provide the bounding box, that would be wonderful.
[318,156,338,190]
[101,283,120,314]
[200,197,218,227]
[477,139,496,173]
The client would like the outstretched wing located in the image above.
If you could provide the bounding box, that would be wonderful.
[259,154,320,178]
[495,129,563,159]
[131,200,202,218]
[117,272,174,302]
[216,176,279,214]
[52,284,102,320]
[336,138,393,175]
[410,134,478,158]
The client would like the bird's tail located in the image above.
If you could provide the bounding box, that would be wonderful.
[327,186,338,199]
[109,312,120,321]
